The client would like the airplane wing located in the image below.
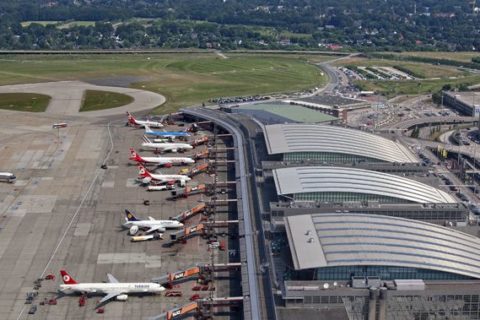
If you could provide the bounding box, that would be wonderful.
[107,273,119,283]
[98,291,122,304]
[145,225,165,233]
[141,177,152,184]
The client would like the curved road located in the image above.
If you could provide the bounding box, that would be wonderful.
[0,81,165,117]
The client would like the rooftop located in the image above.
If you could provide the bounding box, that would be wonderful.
[285,213,480,279]
[263,124,418,163]
[294,95,365,107]
[446,91,480,107]
[272,166,456,204]
[237,103,337,123]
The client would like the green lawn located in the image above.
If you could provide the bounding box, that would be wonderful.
[354,75,480,98]
[392,51,480,63]
[337,57,464,78]
[80,90,134,112]
[0,53,325,114]
[0,93,50,112]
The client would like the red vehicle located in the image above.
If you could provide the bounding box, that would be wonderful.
[190,294,200,301]
[45,274,55,281]
[52,123,68,129]
[79,295,86,307]
[165,291,183,297]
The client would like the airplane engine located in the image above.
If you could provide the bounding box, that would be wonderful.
[129,225,139,235]
[116,294,128,301]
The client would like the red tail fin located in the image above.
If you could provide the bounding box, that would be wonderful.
[60,270,78,284]
[127,112,136,125]
[129,148,142,161]
[138,165,151,178]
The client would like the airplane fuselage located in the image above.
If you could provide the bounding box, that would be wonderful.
[133,120,163,128]
[145,131,190,137]
[124,220,183,230]
[136,156,195,165]
[60,282,164,295]
[141,142,193,153]
[148,173,191,183]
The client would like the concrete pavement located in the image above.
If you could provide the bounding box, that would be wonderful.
[0,81,165,117]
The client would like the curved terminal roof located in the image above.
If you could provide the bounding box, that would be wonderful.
[263,124,418,163]
[285,213,480,280]
[273,166,456,204]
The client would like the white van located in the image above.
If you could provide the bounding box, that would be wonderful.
[0,172,16,183]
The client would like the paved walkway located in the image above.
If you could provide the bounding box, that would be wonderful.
[0,81,165,117]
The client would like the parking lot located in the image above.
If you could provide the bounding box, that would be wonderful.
[0,110,239,319]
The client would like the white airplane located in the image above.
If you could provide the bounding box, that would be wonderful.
[141,136,193,153]
[137,164,191,184]
[144,125,191,138]
[123,209,183,235]
[129,148,195,167]
[127,112,163,128]
[59,270,165,305]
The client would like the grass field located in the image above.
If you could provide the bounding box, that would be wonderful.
[354,75,480,98]
[0,53,326,114]
[0,93,50,112]
[80,90,134,112]
[391,51,480,63]
[337,57,464,78]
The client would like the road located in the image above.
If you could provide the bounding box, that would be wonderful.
[0,81,165,117]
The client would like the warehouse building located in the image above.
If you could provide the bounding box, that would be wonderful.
[263,124,418,164]
[272,167,456,204]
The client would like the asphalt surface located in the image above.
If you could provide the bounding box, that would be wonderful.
[0,81,165,117]
[0,110,234,320]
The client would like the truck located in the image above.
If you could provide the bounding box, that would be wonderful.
[0,172,16,183]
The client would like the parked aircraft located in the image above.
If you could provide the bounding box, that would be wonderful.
[129,148,194,166]
[141,136,193,153]
[127,112,163,128]
[123,209,183,235]
[144,125,191,138]
[137,164,191,184]
[59,270,165,305]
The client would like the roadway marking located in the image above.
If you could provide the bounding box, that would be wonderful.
[15,121,115,320]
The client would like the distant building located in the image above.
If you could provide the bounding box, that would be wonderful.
[443,91,480,116]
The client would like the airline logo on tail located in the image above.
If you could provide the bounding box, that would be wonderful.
[127,112,137,125]
[60,270,78,285]
[125,209,139,221]
[129,148,142,161]
[138,165,152,178]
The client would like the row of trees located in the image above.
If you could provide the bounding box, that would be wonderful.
[0,0,479,50]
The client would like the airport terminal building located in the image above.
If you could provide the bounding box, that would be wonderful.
[276,213,480,319]
[264,124,419,164]
[272,166,456,204]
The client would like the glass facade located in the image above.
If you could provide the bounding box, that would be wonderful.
[315,266,472,281]
[283,152,384,164]
[294,192,412,204]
